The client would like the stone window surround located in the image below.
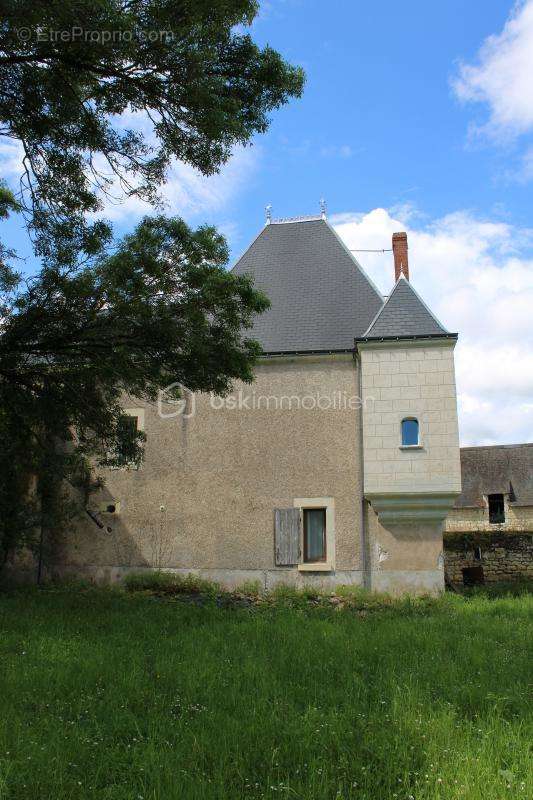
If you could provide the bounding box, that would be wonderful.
[293,497,335,572]
[124,407,145,431]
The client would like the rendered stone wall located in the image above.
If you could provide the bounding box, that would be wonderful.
[48,355,367,587]
[364,501,445,595]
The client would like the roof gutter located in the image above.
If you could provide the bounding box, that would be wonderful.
[259,347,355,358]
[355,333,458,345]
[259,334,459,359]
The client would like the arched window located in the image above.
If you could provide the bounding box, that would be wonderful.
[401,418,419,447]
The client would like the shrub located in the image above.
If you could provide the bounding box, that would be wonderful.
[235,580,263,598]
[459,580,533,599]
[123,571,220,597]
[270,583,307,606]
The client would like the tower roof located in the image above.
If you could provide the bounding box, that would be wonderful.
[231,218,383,353]
[360,274,452,340]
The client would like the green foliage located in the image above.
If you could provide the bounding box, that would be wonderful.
[0,181,21,289]
[0,587,531,799]
[0,399,102,569]
[0,409,38,564]
[123,574,533,611]
[0,213,269,562]
[123,570,221,597]
[0,1,302,562]
[235,579,263,597]
[270,582,307,604]
[459,580,533,599]
[0,183,20,220]
[0,0,304,265]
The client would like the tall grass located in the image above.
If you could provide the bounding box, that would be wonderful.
[0,586,531,799]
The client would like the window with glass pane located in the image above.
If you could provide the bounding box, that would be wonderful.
[401,418,419,447]
[303,508,327,563]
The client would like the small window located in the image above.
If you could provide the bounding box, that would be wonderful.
[488,493,505,524]
[473,545,482,561]
[401,418,419,447]
[116,414,138,466]
[303,508,327,563]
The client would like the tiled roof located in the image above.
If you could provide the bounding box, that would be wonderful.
[231,218,384,352]
[361,275,449,340]
[455,444,533,508]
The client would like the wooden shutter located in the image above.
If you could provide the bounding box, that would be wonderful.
[274,508,301,565]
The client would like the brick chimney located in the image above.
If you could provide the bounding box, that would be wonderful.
[392,231,409,281]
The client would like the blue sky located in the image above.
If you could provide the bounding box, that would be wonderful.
[238,0,532,235]
[2,0,533,445]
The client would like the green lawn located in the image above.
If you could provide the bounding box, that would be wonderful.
[0,586,532,800]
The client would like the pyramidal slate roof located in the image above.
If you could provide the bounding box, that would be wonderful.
[231,218,384,353]
[361,274,451,340]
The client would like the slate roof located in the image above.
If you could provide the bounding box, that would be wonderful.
[455,444,533,508]
[360,275,451,340]
[231,218,384,352]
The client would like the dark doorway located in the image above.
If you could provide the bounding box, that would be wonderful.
[462,566,485,586]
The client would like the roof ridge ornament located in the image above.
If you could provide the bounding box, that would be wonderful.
[320,198,327,219]
[270,214,323,224]
[265,204,272,225]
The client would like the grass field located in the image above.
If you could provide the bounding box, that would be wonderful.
[0,585,532,800]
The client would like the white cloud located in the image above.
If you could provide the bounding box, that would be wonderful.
[95,109,260,221]
[0,139,24,179]
[332,207,533,446]
[98,144,259,223]
[452,1,533,140]
[0,108,258,224]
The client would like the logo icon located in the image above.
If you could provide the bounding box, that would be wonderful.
[157,382,195,419]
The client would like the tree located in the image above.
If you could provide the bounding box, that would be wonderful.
[0,1,304,568]
[0,1,304,265]
[0,210,271,569]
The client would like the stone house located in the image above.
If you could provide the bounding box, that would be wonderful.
[444,444,533,585]
[49,213,465,595]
